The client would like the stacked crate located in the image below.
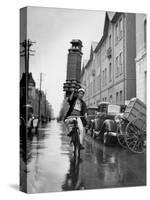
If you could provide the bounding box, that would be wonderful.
[63,40,83,97]
[123,97,146,130]
[63,80,81,92]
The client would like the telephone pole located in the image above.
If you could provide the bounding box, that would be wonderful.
[38,73,43,125]
[45,90,47,122]
[20,39,36,103]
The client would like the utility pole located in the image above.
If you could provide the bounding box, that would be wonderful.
[20,39,36,103]
[45,90,47,122]
[38,73,42,126]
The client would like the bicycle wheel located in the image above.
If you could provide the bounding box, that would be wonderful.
[125,118,146,153]
[72,128,80,159]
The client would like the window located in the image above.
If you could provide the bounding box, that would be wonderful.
[102,97,107,102]
[116,56,118,76]
[119,18,123,39]
[97,75,100,91]
[109,95,113,103]
[91,83,93,96]
[105,68,107,85]
[109,63,112,82]
[102,70,104,86]
[115,23,119,44]
[120,91,122,104]
[144,19,147,48]
[109,35,111,48]
[116,92,119,104]
[119,52,123,74]
[97,65,100,75]
[93,79,95,94]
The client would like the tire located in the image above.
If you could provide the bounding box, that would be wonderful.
[72,128,80,159]
[73,143,80,159]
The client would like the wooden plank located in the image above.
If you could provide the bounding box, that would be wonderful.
[123,98,146,128]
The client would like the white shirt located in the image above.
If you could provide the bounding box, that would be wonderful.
[74,99,81,111]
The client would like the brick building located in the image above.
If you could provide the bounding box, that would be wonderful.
[81,11,136,107]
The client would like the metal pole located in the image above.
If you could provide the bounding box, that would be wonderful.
[38,73,42,126]
[45,90,47,121]
[27,39,30,103]
[25,40,28,126]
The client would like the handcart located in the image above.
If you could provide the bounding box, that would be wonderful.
[117,98,146,153]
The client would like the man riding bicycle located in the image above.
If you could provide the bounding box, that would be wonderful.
[64,88,87,150]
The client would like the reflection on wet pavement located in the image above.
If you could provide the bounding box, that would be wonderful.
[20,120,146,193]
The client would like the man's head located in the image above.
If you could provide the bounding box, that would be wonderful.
[77,88,85,99]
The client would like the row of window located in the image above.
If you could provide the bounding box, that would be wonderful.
[115,17,123,44]
[102,90,123,104]
[116,90,123,104]
[102,68,107,86]
[102,53,123,86]
[87,76,101,97]
[102,18,123,55]
[86,55,123,90]
[102,97,107,102]
[115,52,123,76]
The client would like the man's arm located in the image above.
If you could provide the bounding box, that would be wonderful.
[69,90,75,101]
[68,90,76,104]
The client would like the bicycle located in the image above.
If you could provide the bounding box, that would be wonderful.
[65,116,85,159]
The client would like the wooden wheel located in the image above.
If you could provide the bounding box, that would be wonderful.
[117,132,127,149]
[125,118,146,153]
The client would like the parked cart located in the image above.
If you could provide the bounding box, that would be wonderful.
[117,98,146,153]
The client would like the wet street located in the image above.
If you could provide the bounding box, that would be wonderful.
[20,120,146,193]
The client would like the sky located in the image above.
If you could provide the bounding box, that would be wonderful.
[26,6,105,117]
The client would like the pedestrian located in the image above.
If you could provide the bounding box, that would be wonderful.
[64,88,87,150]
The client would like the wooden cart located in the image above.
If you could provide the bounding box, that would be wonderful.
[117,98,146,153]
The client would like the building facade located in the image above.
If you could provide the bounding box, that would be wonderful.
[80,42,99,107]
[135,14,147,103]
[81,12,136,107]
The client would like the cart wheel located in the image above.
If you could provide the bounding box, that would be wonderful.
[125,118,146,153]
[117,132,127,149]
